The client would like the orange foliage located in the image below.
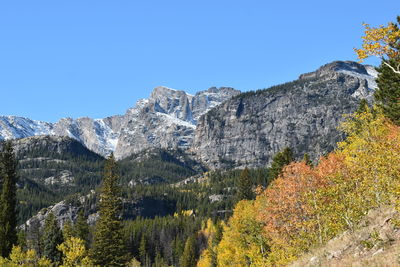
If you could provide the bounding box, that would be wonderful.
[255,154,346,262]
[217,110,400,266]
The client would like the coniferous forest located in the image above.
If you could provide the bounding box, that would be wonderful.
[0,15,400,267]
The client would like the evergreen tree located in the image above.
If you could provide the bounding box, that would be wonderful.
[268,147,294,181]
[62,220,75,240]
[179,235,196,267]
[356,99,370,114]
[74,210,90,248]
[90,154,128,266]
[139,234,147,265]
[375,57,400,125]
[373,17,400,125]
[154,252,167,267]
[41,212,64,264]
[172,238,184,266]
[236,167,254,201]
[26,218,42,257]
[0,141,18,257]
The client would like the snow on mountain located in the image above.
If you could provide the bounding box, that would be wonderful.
[1,86,239,159]
[114,86,240,159]
[0,115,123,157]
[0,116,53,140]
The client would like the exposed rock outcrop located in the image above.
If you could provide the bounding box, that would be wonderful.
[0,87,239,159]
[192,61,377,169]
[113,86,240,159]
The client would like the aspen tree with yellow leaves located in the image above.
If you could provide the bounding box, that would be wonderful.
[354,16,400,74]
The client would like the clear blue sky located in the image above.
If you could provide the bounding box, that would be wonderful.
[0,1,398,122]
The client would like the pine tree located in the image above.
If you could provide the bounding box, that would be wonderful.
[90,154,128,266]
[0,141,18,257]
[373,17,400,125]
[236,167,254,201]
[356,99,370,114]
[375,57,400,125]
[74,210,89,248]
[268,147,294,181]
[62,220,75,240]
[26,218,42,257]
[179,235,196,267]
[41,212,64,264]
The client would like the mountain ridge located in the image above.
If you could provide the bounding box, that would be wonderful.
[0,86,240,158]
[1,60,378,166]
[192,61,378,169]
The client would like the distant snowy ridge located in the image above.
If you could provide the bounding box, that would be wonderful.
[114,86,240,159]
[0,86,240,158]
[0,115,123,157]
[0,116,53,140]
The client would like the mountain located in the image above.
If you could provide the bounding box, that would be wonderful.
[114,86,240,159]
[192,61,378,169]
[0,115,123,157]
[0,86,240,159]
[0,61,378,169]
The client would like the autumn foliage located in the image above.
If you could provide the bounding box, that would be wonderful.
[215,108,400,266]
[354,17,400,74]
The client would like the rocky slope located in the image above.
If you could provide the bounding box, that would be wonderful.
[192,61,378,169]
[291,206,400,267]
[0,87,239,159]
[114,86,240,159]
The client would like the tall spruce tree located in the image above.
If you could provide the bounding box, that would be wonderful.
[0,141,18,257]
[375,57,400,125]
[90,154,128,266]
[236,167,254,201]
[41,212,64,263]
[374,17,400,125]
[179,235,196,267]
[75,210,90,248]
[267,147,294,181]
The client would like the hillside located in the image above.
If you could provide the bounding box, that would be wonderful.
[291,206,400,267]
[4,136,105,223]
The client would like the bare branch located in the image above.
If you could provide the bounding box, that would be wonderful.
[382,61,400,75]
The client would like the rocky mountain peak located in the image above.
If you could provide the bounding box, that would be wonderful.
[299,61,378,90]
[193,60,377,169]
[149,86,193,122]
[113,86,240,159]
[300,61,369,79]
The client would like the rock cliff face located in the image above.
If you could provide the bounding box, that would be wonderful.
[0,87,239,159]
[52,115,123,157]
[192,61,377,169]
[113,86,240,159]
